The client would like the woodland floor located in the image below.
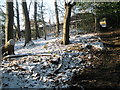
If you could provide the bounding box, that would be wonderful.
[1,29,120,89]
[78,29,120,89]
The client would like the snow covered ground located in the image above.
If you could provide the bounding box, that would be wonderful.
[15,33,103,55]
[0,32,104,89]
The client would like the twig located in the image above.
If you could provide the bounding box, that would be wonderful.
[1,54,52,60]
[2,54,29,60]
[53,57,63,74]
[53,41,63,74]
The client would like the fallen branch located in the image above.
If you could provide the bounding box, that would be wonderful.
[52,41,63,74]
[53,57,63,74]
[2,54,29,60]
[2,53,52,60]
[32,54,52,57]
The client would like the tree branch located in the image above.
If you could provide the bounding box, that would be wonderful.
[28,0,33,13]
[0,8,6,17]
[2,54,52,60]
[71,2,76,7]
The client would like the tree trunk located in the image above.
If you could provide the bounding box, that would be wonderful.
[0,19,2,59]
[41,0,46,40]
[54,0,60,37]
[22,0,31,46]
[94,16,97,32]
[34,1,40,39]
[5,0,14,55]
[2,39,15,56]
[93,1,97,33]
[5,0,14,43]
[16,0,21,40]
[62,2,76,45]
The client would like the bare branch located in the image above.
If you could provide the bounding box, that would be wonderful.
[64,0,66,4]
[28,0,33,13]
[71,2,76,7]
[57,5,65,11]
[13,6,17,11]
[0,8,6,15]
[0,8,6,18]
[57,8,64,16]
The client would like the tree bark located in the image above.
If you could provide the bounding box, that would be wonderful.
[5,0,14,55]
[22,0,31,46]
[2,39,15,56]
[0,18,2,59]
[94,15,97,32]
[34,1,40,39]
[41,0,46,40]
[62,2,76,45]
[5,0,14,43]
[16,0,21,40]
[54,0,60,37]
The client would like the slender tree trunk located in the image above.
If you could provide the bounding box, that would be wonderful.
[22,0,31,46]
[16,0,21,40]
[62,2,76,45]
[54,0,60,37]
[5,0,14,55]
[41,0,46,40]
[94,0,97,33]
[0,16,2,58]
[34,1,40,39]
[94,16,97,32]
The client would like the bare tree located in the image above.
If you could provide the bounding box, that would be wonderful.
[5,0,14,43]
[62,1,76,45]
[4,0,14,55]
[34,1,40,39]
[54,0,60,37]
[22,0,31,46]
[15,0,21,40]
[94,0,97,33]
[28,0,33,13]
[0,10,2,58]
[41,0,46,40]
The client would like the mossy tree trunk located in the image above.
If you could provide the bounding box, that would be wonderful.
[5,0,14,55]
[2,39,15,56]
[5,0,14,43]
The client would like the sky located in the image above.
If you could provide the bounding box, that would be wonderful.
[26,0,64,27]
[0,0,65,29]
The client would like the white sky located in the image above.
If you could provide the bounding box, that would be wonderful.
[0,0,65,29]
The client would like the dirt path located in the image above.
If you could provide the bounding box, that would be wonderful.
[78,29,120,89]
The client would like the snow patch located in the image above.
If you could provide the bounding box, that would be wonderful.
[1,32,105,88]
